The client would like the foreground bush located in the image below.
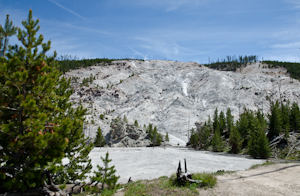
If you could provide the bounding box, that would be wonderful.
[124,173,217,196]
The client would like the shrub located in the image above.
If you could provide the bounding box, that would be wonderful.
[100,114,105,120]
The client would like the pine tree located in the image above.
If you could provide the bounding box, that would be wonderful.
[229,126,243,154]
[211,129,223,152]
[197,123,211,149]
[147,123,153,135]
[152,126,162,146]
[147,124,162,146]
[237,110,249,147]
[268,101,283,139]
[219,110,226,135]
[256,110,266,128]
[165,132,170,142]
[281,101,290,126]
[290,102,300,132]
[226,108,234,134]
[134,119,139,127]
[257,127,270,159]
[213,108,219,133]
[190,128,198,149]
[248,125,270,159]
[49,77,93,185]
[91,152,120,190]
[0,14,17,57]
[94,126,106,147]
[0,10,92,192]
[207,115,213,132]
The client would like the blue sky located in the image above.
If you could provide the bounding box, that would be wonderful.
[1,0,300,63]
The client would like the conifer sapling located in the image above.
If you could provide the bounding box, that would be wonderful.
[91,152,120,190]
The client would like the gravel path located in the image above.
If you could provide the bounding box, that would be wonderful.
[198,163,300,196]
[90,147,265,183]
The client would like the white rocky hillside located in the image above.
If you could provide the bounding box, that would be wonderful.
[64,60,300,145]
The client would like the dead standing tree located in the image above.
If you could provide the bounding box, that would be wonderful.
[176,159,202,184]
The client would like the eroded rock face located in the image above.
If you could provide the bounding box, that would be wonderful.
[109,120,127,142]
[65,60,300,145]
[108,119,151,147]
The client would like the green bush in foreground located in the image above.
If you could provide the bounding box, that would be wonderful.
[124,173,217,196]
[169,173,217,189]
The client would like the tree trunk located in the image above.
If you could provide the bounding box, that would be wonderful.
[176,159,202,184]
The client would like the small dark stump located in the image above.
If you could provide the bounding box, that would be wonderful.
[176,159,202,184]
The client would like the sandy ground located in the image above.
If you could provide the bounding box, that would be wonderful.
[198,163,300,196]
[90,147,265,184]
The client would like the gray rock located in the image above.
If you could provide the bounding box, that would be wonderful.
[108,119,151,147]
[65,60,300,145]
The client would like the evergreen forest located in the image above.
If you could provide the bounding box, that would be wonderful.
[189,100,300,159]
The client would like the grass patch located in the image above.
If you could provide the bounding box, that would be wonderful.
[250,161,276,169]
[75,189,116,196]
[74,184,122,196]
[211,170,236,176]
[124,173,217,196]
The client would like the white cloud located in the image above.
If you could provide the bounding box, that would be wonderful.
[285,0,300,8]
[58,22,112,35]
[132,36,209,61]
[126,0,211,11]
[129,47,148,59]
[271,42,300,49]
[134,37,178,58]
[48,0,87,20]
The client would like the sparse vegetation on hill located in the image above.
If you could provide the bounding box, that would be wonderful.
[56,56,143,73]
[262,60,300,80]
[204,55,258,71]
[205,56,300,80]
[56,57,113,73]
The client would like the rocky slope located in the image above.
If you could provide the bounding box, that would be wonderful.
[64,60,300,145]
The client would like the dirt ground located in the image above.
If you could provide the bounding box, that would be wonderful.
[114,163,300,196]
[198,163,300,196]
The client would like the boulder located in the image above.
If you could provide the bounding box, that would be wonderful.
[108,119,151,147]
